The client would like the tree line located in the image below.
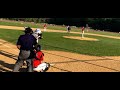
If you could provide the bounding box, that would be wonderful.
[2,18,120,32]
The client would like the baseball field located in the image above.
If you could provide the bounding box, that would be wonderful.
[0,20,120,72]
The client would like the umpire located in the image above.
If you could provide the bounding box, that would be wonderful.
[13,27,37,72]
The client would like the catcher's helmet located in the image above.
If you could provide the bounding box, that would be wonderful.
[34,28,42,34]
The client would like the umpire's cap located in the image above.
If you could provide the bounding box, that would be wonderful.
[24,27,33,34]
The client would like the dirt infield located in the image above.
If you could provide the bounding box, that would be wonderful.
[0,25,120,72]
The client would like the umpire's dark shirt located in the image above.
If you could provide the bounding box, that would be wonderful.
[17,34,37,50]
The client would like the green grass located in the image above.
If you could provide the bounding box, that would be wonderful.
[0,28,120,56]
[40,32,120,56]
[0,29,23,44]
[0,20,67,30]
[86,29,120,37]
[0,20,44,28]
[0,20,120,37]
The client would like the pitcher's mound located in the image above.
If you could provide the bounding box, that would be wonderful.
[63,36,99,41]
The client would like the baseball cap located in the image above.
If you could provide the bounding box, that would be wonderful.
[24,27,33,34]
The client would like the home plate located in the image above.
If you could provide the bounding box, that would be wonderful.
[50,64,55,66]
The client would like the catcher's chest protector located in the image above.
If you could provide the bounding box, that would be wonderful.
[33,51,44,68]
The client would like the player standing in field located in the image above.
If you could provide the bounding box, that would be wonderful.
[43,24,47,31]
[81,26,85,38]
[67,25,71,33]
[86,24,89,32]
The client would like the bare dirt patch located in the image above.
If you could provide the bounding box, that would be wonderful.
[63,36,99,41]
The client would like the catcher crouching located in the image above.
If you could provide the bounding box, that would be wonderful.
[33,44,50,72]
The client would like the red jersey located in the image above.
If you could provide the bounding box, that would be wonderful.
[82,27,85,31]
[43,24,47,28]
[33,51,44,68]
